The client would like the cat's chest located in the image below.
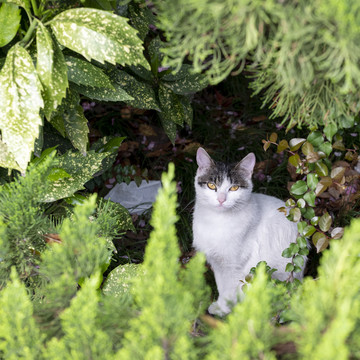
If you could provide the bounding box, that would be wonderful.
[192,208,254,261]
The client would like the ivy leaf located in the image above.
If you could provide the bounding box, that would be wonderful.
[302,207,315,220]
[113,70,159,110]
[331,227,344,239]
[36,22,68,119]
[0,44,44,171]
[290,180,308,195]
[0,3,21,47]
[51,90,89,154]
[282,248,293,258]
[285,263,294,272]
[319,212,332,232]
[289,243,300,255]
[303,225,316,237]
[289,154,301,167]
[277,139,289,153]
[288,207,301,222]
[43,150,110,202]
[65,56,113,89]
[50,8,149,69]
[312,232,329,253]
[301,141,314,156]
[318,142,332,156]
[296,236,308,249]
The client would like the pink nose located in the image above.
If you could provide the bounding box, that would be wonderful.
[217,193,226,204]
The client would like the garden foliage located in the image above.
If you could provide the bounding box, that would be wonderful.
[0,164,360,358]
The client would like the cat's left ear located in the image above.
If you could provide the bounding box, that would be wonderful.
[196,147,215,169]
[236,153,256,179]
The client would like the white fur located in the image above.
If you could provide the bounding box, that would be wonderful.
[192,148,304,316]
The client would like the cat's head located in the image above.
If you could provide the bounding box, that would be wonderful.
[194,147,255,211]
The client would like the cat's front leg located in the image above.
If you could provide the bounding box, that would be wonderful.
[208,265,245,316]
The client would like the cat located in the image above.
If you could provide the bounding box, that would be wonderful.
[192,147,306,316]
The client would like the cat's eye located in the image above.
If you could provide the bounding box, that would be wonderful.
[207,182,217,190]
[229,185,239,191]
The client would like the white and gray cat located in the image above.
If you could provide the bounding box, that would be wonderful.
[192,147,306,316]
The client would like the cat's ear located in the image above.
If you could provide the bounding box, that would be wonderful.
[196,147,214,169]
[236,153,256,179]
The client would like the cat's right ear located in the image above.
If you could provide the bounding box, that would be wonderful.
[196,147,214,170]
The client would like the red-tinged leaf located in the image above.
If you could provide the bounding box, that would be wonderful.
[289,138,306,151]
[312,232,329,253]
[319,212,332,232]
[330,167,346,182]
[331,227,344,239]
[269,132,278,143]
[277,139,289,153]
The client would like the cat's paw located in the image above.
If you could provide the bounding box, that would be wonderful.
[208,301,230,317]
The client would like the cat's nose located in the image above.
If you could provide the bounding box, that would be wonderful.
[217,193,226,204]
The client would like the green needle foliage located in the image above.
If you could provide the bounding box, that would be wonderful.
[118,163,209,359]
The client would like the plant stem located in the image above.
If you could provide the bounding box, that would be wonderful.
[19,18,38,47]
[31,0,40,17]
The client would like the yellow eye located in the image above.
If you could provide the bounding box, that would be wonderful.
[207,182,216,190]
[229,185,239,191]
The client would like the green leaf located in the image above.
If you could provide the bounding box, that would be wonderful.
[323,123,337,141]
[112,70,159,109]
[179,95,193,127]
[307,131,324,147]
[65,56,113,89]
[303,191,316,207]
[307,173,319,190]
[293,255,304,268]
[330,167,346,182]
[282,248,292,258]
[159,113,177,144]
[162,68,208,94]
[298,248,309,256]
[318,142,332,156]
[289,138,306,151]
[289,154,301,167]
[285,263,294,272]
[277,139,289,153]
[302,207,315,220]
[0,139,21,171]
[51,90,89,154]
[103,263,143,298]
[312,232,329,253]
[288,207,302,222]
[303,225,316,237]
[0,3,21,47]
[319,212,332,232]
[290,180,308,195]
[297,221,307,234]
[71,82,133,103]
[51,8,149,69]
[43,150,110,202]
[296,236,308,249]
[315,161,329,177]
[289,243,300,255]
[96,136,126,153]
[3,0,30,9]
[301,141,314,156]
[128,2,155,41]
[0,44,44,171]
[36,22,68,119]
[47,167,71,181]
[159,84,185,126]
[285,198,296,207]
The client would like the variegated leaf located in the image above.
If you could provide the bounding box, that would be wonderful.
[71,82,133,103]
[0,44,43,171]
[43,150,109,202]
[50,8,149,69]
[0,3,21,47]
[113,70,159,110]
[0,138,21,171]
[159,113,177,144]
[36,23,68,119]
[65,56,113,89]
[128,3,155,41]
[158,84,184,126]
[51,90,89,154]
[3,0,30,9]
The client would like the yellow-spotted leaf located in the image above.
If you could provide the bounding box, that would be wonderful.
[159,84,185,126]
[51,90,89,154]
[0,3,21,47]
[65,56,113,89]
[0,44,43,171]
[36,22,68,119]
[0,139,21,171]
[50,8,149,69]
